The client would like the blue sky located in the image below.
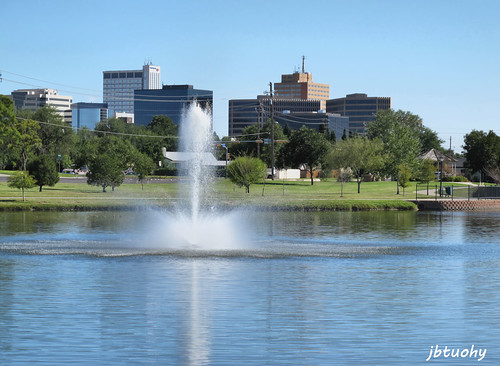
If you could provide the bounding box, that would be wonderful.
[1,0,499,152]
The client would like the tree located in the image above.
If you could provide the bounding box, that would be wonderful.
[12,118,42,171]
[0,96,17,169]
[398,163,412,196]
[227,156,267,193]
[86,135,135,192]
[87,152,125,192]
[28,155,60,192]
[367,109,422,194]
[279,126,331,185]
[419,126,444,153]
[463,130,500,180]
[31,106,75,157]
[328,137,385,193]
[329,130,337,143]
[417,159,436,195]
[229,120,286,166]
[132,151,155,190]
[7,171,36,201]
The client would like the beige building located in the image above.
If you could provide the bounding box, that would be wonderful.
[274,58,330,109]
[11,88,73,124]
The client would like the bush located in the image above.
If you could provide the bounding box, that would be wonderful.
[453,175,469,182]
[154,166,178,176]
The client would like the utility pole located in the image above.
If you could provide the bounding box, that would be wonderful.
[269,82,275,180]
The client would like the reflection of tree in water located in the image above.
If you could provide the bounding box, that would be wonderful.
[464,212,500,239]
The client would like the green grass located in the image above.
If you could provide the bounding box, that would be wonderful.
[0,178,423,211]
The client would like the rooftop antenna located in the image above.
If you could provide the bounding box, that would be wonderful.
[302,55,306,73]
[144,58,152,66]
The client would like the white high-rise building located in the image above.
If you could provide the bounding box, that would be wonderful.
[103,64,161,114]
[11,88,73,124]
[143,64,161,89]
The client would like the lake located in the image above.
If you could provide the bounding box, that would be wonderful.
[1,209,499,365]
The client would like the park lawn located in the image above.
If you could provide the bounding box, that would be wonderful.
[1,178,479,211]
[214,179,415,201]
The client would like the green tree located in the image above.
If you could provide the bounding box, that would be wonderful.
[31,106,75,157]
[463,130,500,179]
[86,136,136,192]
[28,154,60,192]
[329,130,337,143]
[230,120,286,167]
[279,126,331,185]
[367,109,422,194]
[72,127,98,169]
[227,156,267,193]
[328,137,385,193]
[7,171,36,201]
[419,126,444,153]
[398,163,412,196]
[12,118,42,171]
[0,96,17,169]
[417,159,436,195]
[132,150,155,190]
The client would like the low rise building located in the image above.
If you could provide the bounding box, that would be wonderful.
[11,88,73,124]
[71,102,108,130]
[134,85,213,126]
[326,93,391,135]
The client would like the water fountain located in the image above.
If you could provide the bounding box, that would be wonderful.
[148,102,249,250]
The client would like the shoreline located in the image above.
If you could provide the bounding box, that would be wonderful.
[0,199,419,212]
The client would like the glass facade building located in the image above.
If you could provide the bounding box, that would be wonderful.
[228,97,323,137]
[274,112,349,141]
[326,93,391,135]
[134,85,213,126]
[71,103,108,130]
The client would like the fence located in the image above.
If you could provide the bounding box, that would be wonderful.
[415,183,500,201]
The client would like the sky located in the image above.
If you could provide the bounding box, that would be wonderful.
[1,0,499,153]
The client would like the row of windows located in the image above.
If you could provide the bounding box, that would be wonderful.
[104,72,143,79]
[345,105,377,110]
[345,99,380,105]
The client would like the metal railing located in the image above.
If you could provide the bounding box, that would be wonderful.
[415,183,500,201]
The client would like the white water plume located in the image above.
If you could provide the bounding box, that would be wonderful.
[179,103,213,224]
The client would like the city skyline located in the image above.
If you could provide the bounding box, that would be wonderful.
[1,0,499,152]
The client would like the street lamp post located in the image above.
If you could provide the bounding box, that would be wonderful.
[439,158,443,197]
[222,144,228,178]
[269,82,275,180]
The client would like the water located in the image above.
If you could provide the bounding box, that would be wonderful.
[1,210,500,365]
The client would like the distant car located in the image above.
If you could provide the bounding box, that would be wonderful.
[61,169,75,174]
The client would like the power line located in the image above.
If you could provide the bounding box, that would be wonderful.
[1,70,101,92]
[15,117,180,139]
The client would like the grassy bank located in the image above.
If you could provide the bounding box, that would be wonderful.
[0,178,430,212]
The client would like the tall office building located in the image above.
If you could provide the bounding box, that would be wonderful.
[134,85,213,126]
[11,88,73,124]
[103,64,161,114]
[274,57,330,109]
[326,93,391,135]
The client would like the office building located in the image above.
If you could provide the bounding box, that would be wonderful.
[134,85,213,126]
[103,64,161,114]
[274,57,330,109]
[326,93,391,135]
[71,102,108,130]
[11,88,73,124]
[228,97,323,137]
[274,111,349,141]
